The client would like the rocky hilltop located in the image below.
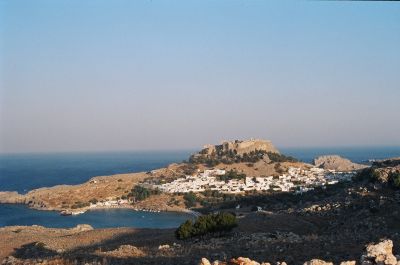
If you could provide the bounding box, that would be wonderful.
[313,155,368,171]
[200,139,280,156]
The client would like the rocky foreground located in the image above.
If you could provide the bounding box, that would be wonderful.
[199,239,400,265]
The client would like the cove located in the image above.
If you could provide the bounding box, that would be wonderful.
[0,204,193,229]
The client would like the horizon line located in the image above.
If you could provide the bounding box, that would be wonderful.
[1,144,400,155]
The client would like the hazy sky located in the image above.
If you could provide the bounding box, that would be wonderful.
[1,0,399,153]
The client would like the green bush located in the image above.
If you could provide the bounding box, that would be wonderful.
[267,152,298,163]
[356,167,380,182]
[89,198,98,204]
[127,185,161,202]
[71,201,90,209]
[183,192,197,208]
[389,171,400,188]
[189,149,270,166]
[128,186,150,201]
[175,212,237,240]
[180,163,198,175]
[175,220,194,239]
[218,170,246,182]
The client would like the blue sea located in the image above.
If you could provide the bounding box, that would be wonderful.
[0,147,399,228]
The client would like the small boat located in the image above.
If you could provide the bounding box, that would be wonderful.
[60,210,72,216]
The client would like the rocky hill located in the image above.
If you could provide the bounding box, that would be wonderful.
[372,157,400,168]
[313,155,368,171]
[200,139,280,156]
[188,139,301,174]
[358,157,400,187]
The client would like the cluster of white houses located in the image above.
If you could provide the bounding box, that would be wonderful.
[155,168,354,194]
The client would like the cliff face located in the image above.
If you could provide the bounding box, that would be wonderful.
[313,155,368,171]
[201,139,280,156]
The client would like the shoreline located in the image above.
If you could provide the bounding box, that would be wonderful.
[0,201,201,218]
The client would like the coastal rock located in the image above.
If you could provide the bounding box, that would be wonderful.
[361,239,397,265]
[313,155,368,171]
[303,259,333,265]
[70,224,93,232]
[199,258,212,265]
[0,191,25,204]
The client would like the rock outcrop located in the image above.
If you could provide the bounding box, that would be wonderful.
[361,239,398,265]
[303,260,333,265]
[0,191,25,204]
[313,155,368,171]
[97,244,145,258]
[372,158,400,168]
[70,224,93,232]
[199,239,398,265]
[199,257,271,265]
[200,139,280,156]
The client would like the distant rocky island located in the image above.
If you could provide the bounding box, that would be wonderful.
[313,155,368,171]
[1,139,399,265]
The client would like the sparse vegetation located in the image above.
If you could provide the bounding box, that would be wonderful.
[168,197,181,206]
[389,171,400,188]
[180,163,198,175]
[183,192,197,208]
[189,149,268,166]
[175,212,237,239]
[127,185,161,202]
[218,170,246,182]
[356,167,380,182]
[266,152,298,163]
[356,167,400,189]
[88,198,98,204]
[188,148,297,167]
[71,201,90,209]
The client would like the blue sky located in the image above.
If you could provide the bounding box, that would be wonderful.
[1,0,399,152]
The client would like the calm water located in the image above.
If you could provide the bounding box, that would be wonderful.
[0,151,193,193]
[0,147,399,228]
[0,204,193,228]
[281,146,400,164]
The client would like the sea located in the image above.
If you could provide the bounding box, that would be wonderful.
[0,147,399,228]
